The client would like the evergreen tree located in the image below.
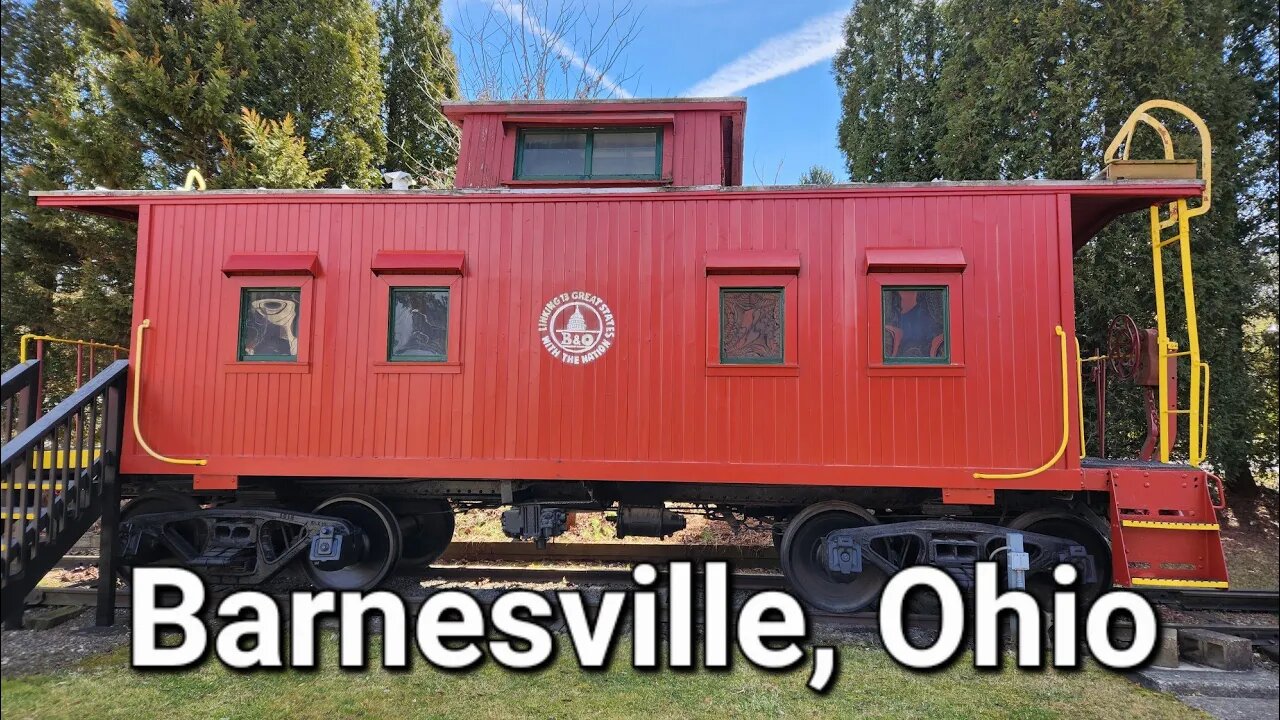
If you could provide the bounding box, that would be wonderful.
[67,0,387,187]
[219,108,328,189]
[1229,0,1279,486]
[833,0,943,182]
[934,0,1092,180]
[833,0,1278,488]
[65,0,257,185]
[248,0,387,187]
[1,0,149,365]
[379,0,459,187]
[798,165,837,185]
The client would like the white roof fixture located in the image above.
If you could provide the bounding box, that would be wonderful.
[382,171,415,190]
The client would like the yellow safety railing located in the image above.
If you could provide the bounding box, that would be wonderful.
[19,334,127,364]
[183,168,206,191]
[975,326,1070,480]
[132,319,207,466]
[1199,361,1210,460]
[1103,100,1212,465]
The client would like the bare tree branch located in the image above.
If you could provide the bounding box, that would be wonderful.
[453,0,642,100]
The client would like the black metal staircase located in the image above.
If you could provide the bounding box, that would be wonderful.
[1,359,128,628]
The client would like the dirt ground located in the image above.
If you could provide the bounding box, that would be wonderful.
[452,505,773,546]
[1217,485,1280,589]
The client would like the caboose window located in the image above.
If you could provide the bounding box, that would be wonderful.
[238,288,302,361]
[388,287,450,362]
[881,286,949,364]
[516,128,661,180]
[719,287,785,364]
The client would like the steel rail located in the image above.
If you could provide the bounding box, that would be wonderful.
[31,567,1279,614]
[22,586,1280,650]
[46,546,1279,613]
[48,543,1276,614]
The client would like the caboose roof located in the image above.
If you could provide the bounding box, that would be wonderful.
[33,178,1202,250]
[440,97,747,123]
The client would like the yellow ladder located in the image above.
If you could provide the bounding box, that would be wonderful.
[1103,100,1212,465]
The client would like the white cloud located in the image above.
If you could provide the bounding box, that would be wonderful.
[683,9,847,97]
[494,1,633,98]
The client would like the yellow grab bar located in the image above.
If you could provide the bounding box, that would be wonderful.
[1198,362,1210,464]
[1104,99,1212,219]
[183,169,206,191]
[19,334,128,363]
[975,326,1070,479]
[132,319,207,466]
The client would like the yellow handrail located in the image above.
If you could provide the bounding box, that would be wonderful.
[132,319,207,466]
[19,334,128,363]
[1199,361,1210,462]
[975,326,1069,480]
[1105,100,1211,466]
[1103,99,1212,218]
[183,168,206,191]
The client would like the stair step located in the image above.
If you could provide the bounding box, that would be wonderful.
[1,357,128,628]
[32,450,99,470]
[0,482,65,491]
[1121,520,1220,531]
[1131,577,1229,589]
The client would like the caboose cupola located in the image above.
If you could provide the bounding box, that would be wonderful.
[441,97,746,188]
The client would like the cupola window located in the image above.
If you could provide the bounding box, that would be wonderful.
[516,128,661,180]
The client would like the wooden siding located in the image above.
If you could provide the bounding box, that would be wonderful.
[453,109,736,188]
[120,188,1093,491]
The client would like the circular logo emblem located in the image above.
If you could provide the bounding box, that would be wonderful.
[538,291,616,365]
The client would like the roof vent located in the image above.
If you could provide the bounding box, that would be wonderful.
[382,171,415,190]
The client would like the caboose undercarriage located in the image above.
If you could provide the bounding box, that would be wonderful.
[117,475,1118,612]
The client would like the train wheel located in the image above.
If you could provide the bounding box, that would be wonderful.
[396,500,455,569]
[780,501,888,614]
[118,490,204,577]
[1009,511,1111,604]
[304,494,401,591]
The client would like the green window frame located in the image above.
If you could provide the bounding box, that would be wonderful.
[881,285,950,365]
[237,287,302,362]
[387,287,450,362]
[514,127,663,180]
[719,287,785,365]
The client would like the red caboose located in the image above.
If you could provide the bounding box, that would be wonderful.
[11,97,1227,613]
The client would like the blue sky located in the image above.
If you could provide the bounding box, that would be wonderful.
[442,1,852,184]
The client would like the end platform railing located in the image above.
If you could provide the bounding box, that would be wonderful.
[1,359,129,628]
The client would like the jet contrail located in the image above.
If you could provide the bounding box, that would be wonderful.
[684,9,847,97]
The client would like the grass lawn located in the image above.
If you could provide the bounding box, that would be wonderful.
[1,636,1203,720]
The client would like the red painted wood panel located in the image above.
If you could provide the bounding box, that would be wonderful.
[116,188,1105,492]
[222,251,319,276]
[452,108,735,188]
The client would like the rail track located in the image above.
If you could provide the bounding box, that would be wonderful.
[22,583,1280,651]
[31,542,1280,635]
[47,542,1279,614]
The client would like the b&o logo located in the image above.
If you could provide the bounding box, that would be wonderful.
[538,291,616,365]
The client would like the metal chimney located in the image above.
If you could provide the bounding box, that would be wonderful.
[382,171,414,190]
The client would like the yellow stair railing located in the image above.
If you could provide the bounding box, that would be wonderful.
[1103,100,1212,465]
[18,334,127,365]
